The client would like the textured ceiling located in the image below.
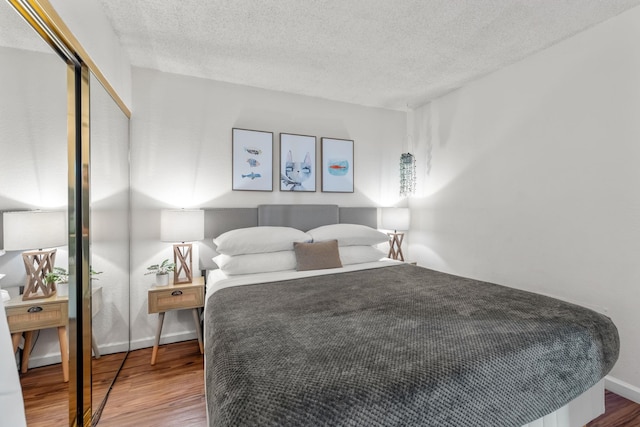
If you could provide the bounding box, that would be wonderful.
[0,0,54,53]
[7,1,640,110]
[94,0,640,110]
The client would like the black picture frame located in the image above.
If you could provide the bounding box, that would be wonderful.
[279,133,317,192]
[321,137,354,193]
[232,128,273,191]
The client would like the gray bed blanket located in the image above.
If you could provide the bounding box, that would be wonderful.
[205,264,619,426]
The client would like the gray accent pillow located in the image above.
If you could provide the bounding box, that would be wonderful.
[294,240,343,271]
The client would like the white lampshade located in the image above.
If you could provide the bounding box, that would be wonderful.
[381,208,410,232]
[2,210,66,250]
[160,209,204,242]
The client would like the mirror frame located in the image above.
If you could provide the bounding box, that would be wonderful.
[67,61,92,425]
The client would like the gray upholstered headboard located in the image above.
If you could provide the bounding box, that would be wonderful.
[199,204,378,270]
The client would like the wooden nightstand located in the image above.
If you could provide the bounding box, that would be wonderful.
[4,294,69,382]
[148,275,204,365]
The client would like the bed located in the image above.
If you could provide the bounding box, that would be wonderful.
[201,205,619,427]
[0,296,27,426]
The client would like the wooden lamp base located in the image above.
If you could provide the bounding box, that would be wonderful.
[387,232,405,262]
[21,248,57,300]
[173,243,193,284]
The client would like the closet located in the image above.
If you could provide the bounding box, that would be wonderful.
[0,1,130,425]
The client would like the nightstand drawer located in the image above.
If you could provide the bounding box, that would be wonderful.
[148,285,204,313]
[6,300,68,333]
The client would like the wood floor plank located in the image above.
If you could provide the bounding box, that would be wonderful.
[587,390,640,427]
[18,340,640,426]
[19,351,127,427]
[97,340,206,426]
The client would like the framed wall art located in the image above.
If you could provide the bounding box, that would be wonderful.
[280,133,316,192]
[321,137,354,193]
[232,128,273,191]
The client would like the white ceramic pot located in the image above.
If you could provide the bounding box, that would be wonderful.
[155,273,170,286]
[57,282,69,297]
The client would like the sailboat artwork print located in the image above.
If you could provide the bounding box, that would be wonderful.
[232,128,273,191]
[321,137,354,193]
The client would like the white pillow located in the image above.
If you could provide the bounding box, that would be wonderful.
[308,224,388,247]
[339,246,387,265]
[213,251,297,275]
[214,226,312,256]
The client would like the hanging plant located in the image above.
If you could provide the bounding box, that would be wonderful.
[400,153,416,197]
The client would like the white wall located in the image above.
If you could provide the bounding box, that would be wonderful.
[129,67,406,349]
[409,6,640,400]
[49,0,132,110]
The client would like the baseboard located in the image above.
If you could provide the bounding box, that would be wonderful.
[24,331,198,369]
[95,341,130,355]
[26,353,63,369]
[606,375,640,404]
[130,330,197,351]
[27,340,130,369]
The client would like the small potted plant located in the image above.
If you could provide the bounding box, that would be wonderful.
[145,259,175,286]
[45,267,67,296]
[47,267,103,296]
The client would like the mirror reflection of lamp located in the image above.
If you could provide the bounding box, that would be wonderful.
[2,211,66,300]
[381,207,410,262]
[160,209,204,284]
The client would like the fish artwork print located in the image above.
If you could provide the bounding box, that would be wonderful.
[281,150,312,191]
[328,160,349,176]
[242,172,262,180]
[244,147,262,155]
[246,158,260,167]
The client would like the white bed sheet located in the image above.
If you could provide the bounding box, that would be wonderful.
[204,261,604,427]
[205,259,401,303]
[0,302,27,426]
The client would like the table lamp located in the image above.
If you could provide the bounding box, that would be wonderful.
[160,209,204,284]
[2,210,66,300]
[381,207,410,261]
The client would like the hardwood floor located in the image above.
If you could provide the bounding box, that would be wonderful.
[19,361,68,426]
[19,351,127,427]
[588,391,640,427]
[18,340,640,426]
[97,340,206,426]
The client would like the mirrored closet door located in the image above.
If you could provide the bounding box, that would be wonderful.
[89,71,131,418]
[0,2,69,425]
[0,1,131,425]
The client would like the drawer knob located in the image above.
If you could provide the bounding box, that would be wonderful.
[27,306,43,313]
[171,290,183,296]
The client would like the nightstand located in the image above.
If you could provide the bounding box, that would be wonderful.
[5,294,69,382]
[148,275,204,365]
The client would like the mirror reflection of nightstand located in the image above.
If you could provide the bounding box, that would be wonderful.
[92,285,103,358]
[5,293,69,382]
[3,285,105,382]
